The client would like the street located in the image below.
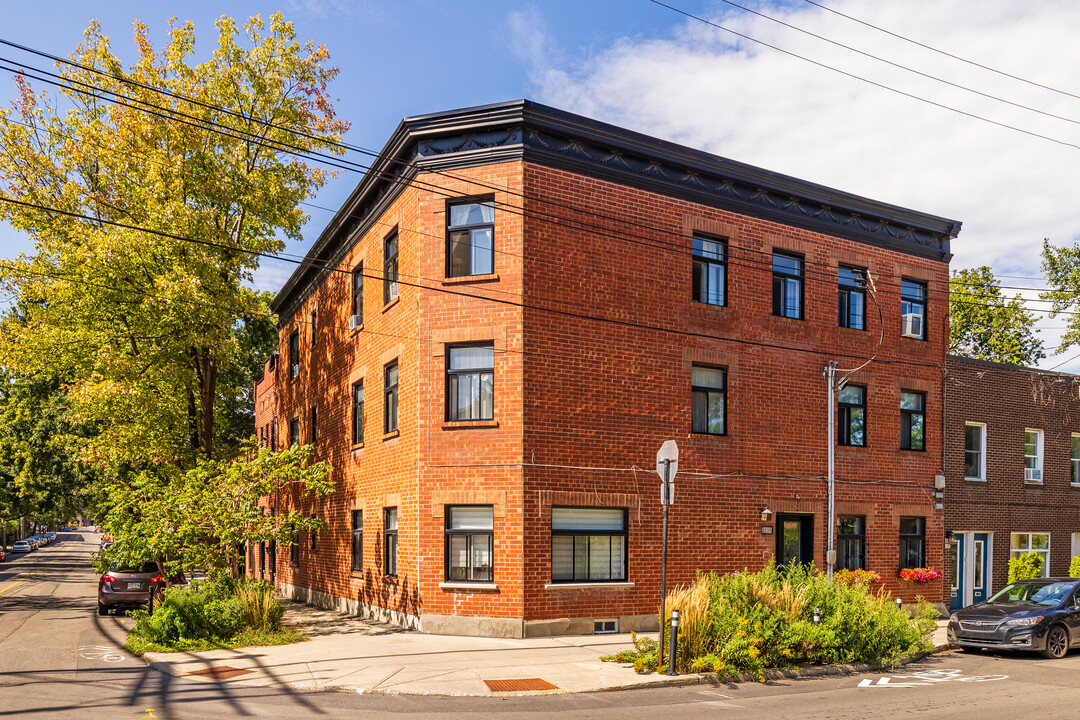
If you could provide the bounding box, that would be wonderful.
[2,533,1080,718]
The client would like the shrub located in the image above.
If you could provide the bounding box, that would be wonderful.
[1071,556,1080,578]
[129,577,281,646]
[1008,552,1043,582]
[237,580,285,631]
[606,564,935,677]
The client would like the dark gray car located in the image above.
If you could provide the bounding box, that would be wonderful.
[97,562,164,615]
[948,578,1080,658]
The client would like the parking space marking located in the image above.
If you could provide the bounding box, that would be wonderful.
[0,556,63,596]
[858,668,1009,687]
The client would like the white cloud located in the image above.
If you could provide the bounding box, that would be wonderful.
[517,0,1080,370]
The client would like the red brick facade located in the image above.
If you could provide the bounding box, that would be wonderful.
[944,356,1080,609]
[252,101,959,636]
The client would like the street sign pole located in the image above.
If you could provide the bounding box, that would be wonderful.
[658,458,670,671]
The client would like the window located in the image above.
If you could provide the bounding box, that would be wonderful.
[691,365,726,435]
[551,507,627,583]
[351,381,364,445]
[964,423,986,480]
[384,507,398,576]
[259,542,265,572]
[772,252,803,319]
[900,279,927,340]
[445,506,494,582]
[310,309,317,346]
[1025,429,1044,483]
[1073,435,1080,486]
[384,232,399,304]
[692,234,726,306]
[384,361,399,433]
[288,330,300,379]
[288,417,300,448]
[447,345,494,421]
[837,515,866,571]
[1011,532,1050,577]
[447,199,494,277]
[310,514,317,552]
[838,384,866,447]
[900,391,925,451]
[309,406,317,443]
[899,517,925,569]
[837,266,866,330]
[351,265,363,325]
[351,510,363,572]
[289,524,299,565]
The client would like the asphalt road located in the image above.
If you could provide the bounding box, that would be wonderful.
[2,533,1080,718]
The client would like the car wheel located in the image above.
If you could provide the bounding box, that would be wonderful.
[97,604,108,616]
[1042,624,1069,659]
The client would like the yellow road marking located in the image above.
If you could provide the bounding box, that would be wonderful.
[0,556,64,596]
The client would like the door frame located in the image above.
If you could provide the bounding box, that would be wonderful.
[775,513,815,569]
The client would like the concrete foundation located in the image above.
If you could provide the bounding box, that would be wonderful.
[279,582,419,630]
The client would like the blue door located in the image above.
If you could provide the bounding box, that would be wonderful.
[950,534,965,612]
[972,533,989,604]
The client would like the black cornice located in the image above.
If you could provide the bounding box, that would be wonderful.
[273,99,961,320]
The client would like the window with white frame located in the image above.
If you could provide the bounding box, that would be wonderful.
[964,423,986,480]
[1011,532,1050,577]
[551,507,627,583]
[1072,434,1080,486]
[1024,429,1044,483]
[445,506,494,583]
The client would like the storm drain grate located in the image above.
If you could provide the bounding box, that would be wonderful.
[483,678,559,692]
[186,666,254,680]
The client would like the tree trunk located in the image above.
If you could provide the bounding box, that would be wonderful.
[199,349,218,459]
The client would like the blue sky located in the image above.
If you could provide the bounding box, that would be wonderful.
[3,1,1080,368]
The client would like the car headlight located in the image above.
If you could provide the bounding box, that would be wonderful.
[1004,616,1042,626]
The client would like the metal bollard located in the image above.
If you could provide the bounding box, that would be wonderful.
[665,610,679,676]
[813,607,820,625]
[896,597,903,609]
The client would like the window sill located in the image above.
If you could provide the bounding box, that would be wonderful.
[440,582,499,591]
[351,442,365,451]
[964,476,986,483]
[350,571,365,580]
[442,273,500,285]
[899,335,927,343]
[383,297,400,313]
[382,430,400,441]
[442,419,498,430]
[544,582,634,590]
[690,300,727,312]
[349,324,364,336]
[838,324,868,333]
[771,314,804,324]
[1024,481,1044,486]
[1072,483,1080,488]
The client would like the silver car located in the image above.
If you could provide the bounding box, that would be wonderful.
[11,541,31,554]
[97,562,164,615]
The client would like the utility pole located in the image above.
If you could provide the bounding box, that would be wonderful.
[824,361,838,581]
[655,440,678,671]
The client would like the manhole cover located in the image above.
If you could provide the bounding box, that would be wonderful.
[186,666,254,680]
[483,678,558,692]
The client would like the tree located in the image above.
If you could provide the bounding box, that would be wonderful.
[949,266,1044,365]
[102,441,333,579]
[0,13,347,467]
[1041,240,1080,354]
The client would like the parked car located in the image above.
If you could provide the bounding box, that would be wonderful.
[11,541,31,554]
[45,531,56,543]
[97,562,165,615]
[0,547,5,562]
[948,578,1080,659]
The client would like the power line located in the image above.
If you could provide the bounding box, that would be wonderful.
[799,0,1080,103]
[648,0,1080,152]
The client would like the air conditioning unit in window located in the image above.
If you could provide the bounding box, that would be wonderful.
[348,314,362,331]
[1025,467,1042,483]
[901,312,923,338]
[291,365,299,380]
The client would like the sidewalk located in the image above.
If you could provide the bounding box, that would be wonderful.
[141,603,951,696]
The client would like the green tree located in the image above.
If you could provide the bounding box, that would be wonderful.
[949,266,1044,365]
[1040,240,1080,354]
[0,13,347,467]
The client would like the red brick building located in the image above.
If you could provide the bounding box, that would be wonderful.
[944,355,1080,611]
[252,100,960,636]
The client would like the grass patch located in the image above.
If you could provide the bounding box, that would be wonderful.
[125,626,306,655]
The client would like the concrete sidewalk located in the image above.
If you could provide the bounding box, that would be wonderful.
[141,608,951,696]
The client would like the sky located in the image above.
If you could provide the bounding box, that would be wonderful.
[2,0,1079,369]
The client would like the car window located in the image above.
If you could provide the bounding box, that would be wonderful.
[1031,583,1075,605]
[989,581,1076,605]
[112,562,159,574]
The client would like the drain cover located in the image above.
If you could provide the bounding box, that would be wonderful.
[186,666,254,680]
[483,678,558,692]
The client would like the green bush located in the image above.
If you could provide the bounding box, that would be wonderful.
[1070,556,1080,578]
[1008,552,1043,582]
[604,564,935,678]
[129,577,282,646]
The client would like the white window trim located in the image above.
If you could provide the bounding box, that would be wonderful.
[1072,434,1080,486]
[1024,428,1044,484]
[1010,531,1051,578]
[544,581,635,590]
[964,422,987,482]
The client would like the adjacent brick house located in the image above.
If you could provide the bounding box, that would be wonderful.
[944,355,1080,611]
[252,100,960,637]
